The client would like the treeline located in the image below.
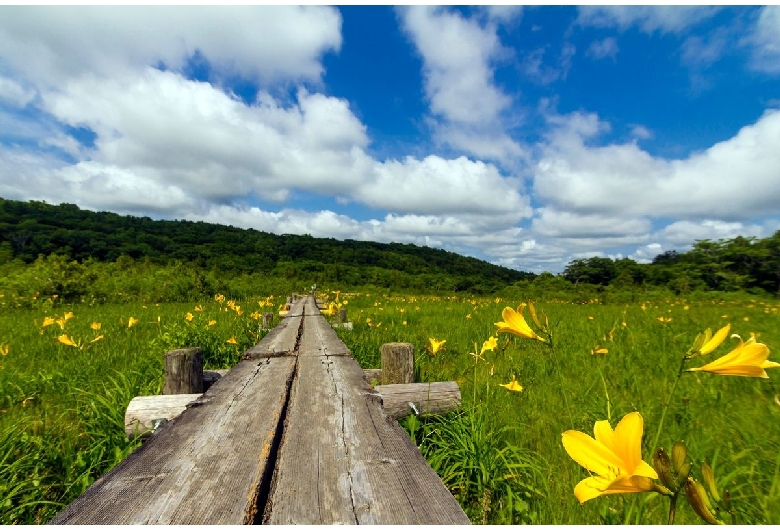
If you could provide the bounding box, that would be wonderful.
[562,234,780,296]
[0,198,533,298]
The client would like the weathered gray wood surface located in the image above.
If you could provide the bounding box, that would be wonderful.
[49,298,306,524]
[50,295,469,525]
[124,393,202,440]
[374,381,461,419]
[263,297,469,524]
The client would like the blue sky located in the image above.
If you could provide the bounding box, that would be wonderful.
[1,6,779,273]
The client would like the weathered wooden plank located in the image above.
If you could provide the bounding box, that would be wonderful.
[374,381,461,419]
[299,300,351,357]
[50,356,297,524]
[264,303,470,525]
[52,302,304,524]
[243,296,305,359]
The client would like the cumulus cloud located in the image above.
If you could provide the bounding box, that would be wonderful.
[577,6,720,34]
[0,6,342,87]
[534,108,780,220]
[355,155,530,217]
[532,208,651,239]
[399,6,526,165]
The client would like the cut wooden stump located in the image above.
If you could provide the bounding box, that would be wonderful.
[380,342,414,384]
[162,347,203,395]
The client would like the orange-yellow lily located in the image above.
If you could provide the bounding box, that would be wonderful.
[428,338,446,355]
[687,334,779,378]
[499,375,523,392]
[562,412,662,504]
[495,305,547,342]
[58,334,80,348]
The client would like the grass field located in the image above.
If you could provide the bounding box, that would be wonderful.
[1,289,779,524]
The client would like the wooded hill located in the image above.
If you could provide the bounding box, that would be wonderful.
[0,197,534,293]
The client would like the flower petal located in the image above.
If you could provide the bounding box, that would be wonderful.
[562,430,625,478]
[613,412,646,473]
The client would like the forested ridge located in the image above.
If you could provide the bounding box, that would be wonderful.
[2,197,779,299]
[0,197,532,293]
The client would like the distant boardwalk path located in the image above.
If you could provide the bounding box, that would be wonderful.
[49,295,470,525]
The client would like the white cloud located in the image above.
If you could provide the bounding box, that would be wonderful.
[0,75,36,106]
[0,6,342,87]
[399,6,525,165]
[532,208,651,238]
[745,6,780,74]
[577,6,720,34]
[356,155,531,218]
[681,28,728,68]
[630,125,653,140]
[586,37,618,61]
[400,6,510,125]
[522,44,576,85]
[534,108,780,220]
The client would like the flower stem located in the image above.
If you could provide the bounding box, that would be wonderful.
[668,493,678,525]
[652,356,687,453]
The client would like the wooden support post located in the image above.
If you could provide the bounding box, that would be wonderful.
[337,308,347,324]
[262,312,273,329]
[380,342,414,385]
[162,347,204,395]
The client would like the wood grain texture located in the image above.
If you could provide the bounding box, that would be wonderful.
[162,347,203,394]
[50,356,297,524]
[264,302,470,525]
[374,381,461,419]
[124,393,202,440]
[243,297,306,359]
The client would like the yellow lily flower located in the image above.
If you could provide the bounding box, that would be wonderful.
[226,336,238,345]
[58,334,79,348]
[194,305,203,312]
[185,312,194,322]
[63,311,74,321]
[90,322,102,331]
[481,336,498,355]
[127,317,139,328]
[698,324,730,355]
[591,345,609,355]
[42,316,56,328]
[89,334,104,343]
[428,338,446,355]
[1,344,8,356]
[214,293,225,304]
[687,334,779,378]
[208,319,217,327]
[499,375,523,392]
[562,412,660,504]
[494,306,547,343]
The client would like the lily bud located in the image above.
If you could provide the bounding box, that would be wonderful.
[675,461,692,490]
[652,448,676,490]
[691,329,710,354]
[529,301,543,330]
[722,489,731,512]
[701,461,721,502]
[672,440,688,473]
[685,478,724,525]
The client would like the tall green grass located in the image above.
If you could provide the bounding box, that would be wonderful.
[332,291,780,524]
[0,292,282,523]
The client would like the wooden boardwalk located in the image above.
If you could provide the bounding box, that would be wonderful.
[50,296,470,525]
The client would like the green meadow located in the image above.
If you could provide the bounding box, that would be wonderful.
[1,289,779,524]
